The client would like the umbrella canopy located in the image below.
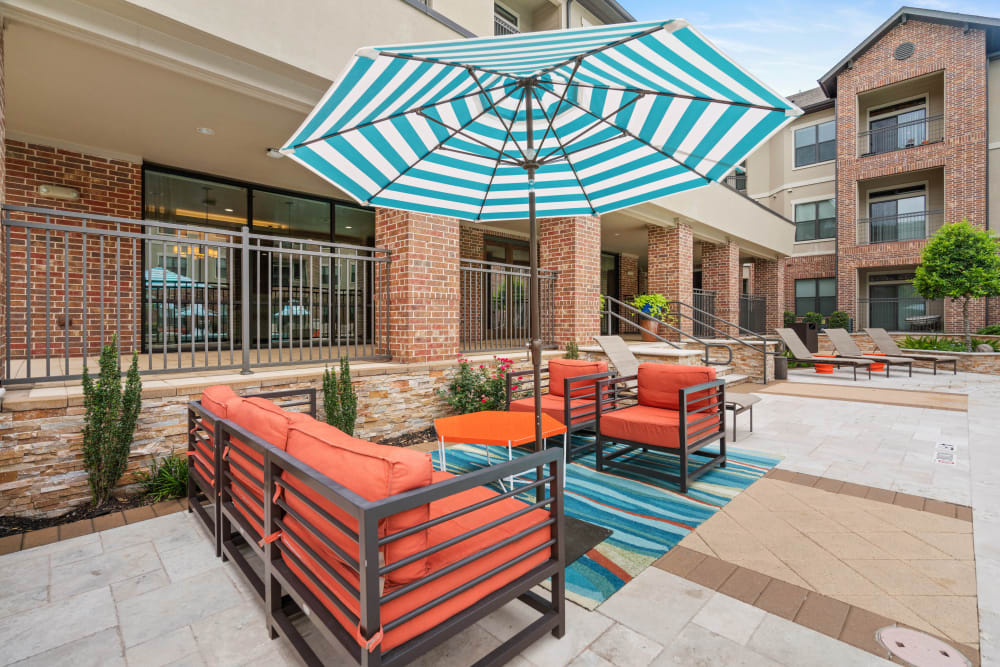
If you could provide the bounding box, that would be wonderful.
[281,20,801,449]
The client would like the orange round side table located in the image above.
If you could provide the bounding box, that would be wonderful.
[813,354,836,374]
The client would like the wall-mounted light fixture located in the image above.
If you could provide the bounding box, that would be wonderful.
[37,184,80,200]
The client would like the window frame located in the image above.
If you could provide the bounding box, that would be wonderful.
[793,198,837,242]
[794,277,837,316]
[793,119,836,168]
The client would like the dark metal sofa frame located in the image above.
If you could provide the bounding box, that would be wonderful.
[505,368,614,460]
[188,390,565,667]
[594,376,727,493]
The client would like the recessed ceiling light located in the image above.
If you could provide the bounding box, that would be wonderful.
[266,148,284,159]
[196,127,214,135]
[224,208,234,213]
[345,226,353,229]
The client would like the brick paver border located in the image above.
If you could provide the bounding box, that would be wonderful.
[0,498,188,556]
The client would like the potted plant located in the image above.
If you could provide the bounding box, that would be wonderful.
[632,294,668,342]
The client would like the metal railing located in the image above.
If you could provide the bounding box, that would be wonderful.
[857,209,944,245]
[459,258,556,353]
[857,114,943,156]
[723,172,746,193]
[692,288,717,338]
[494,14,519,35]
[739,294,767,334]
[1,205,390,384]
[856,297,944,332]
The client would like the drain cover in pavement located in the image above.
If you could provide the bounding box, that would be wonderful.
[876,626,970,666]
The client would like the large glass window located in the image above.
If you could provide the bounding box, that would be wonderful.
[795,278,836,316]
[867,99,927,155]
[253,191,331,241]
[484,236,530,266]
[794,120,836,167]
[794,199,836,241]
[868,185,927,243]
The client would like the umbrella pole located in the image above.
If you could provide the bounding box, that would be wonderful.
[525,82,544,453]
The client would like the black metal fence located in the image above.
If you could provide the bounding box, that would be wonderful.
[459,258,556,353]
[692,288,717,338]
[856,209,944,245]
[1,204,390,384]
[739,294,767,334]
[857,114,944,156]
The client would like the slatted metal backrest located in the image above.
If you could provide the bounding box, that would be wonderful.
[774,328,813,360]
[865,328,904,356]
[824,328,864,357]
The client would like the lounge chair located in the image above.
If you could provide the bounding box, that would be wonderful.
[825,328,913,377]
[864,327,958,375]
[593,335,638,391]
[775,328,873,381]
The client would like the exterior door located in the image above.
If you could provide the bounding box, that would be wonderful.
[869,116,897,155]
[600,252,619,334]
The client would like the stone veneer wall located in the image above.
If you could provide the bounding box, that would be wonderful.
[816,332,1000,374]
[0,353,558,518]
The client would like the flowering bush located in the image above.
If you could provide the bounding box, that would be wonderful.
[438,355,514,414]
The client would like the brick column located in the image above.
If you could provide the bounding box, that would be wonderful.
[618,253,639,334]
[647,223,693,336]
[539,215,600,347]
[375,209,460,363]
[0,25,5,380]
[701,240,741,336]
[753,258,786,334]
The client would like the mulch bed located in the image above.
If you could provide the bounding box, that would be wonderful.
[377,426,437,448]
[0,494,156,538]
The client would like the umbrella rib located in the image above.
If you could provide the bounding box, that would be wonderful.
[476,94,525,220]
[467,67,525,160]
[364,85,522,204]
[534,58,581,158]
[535,83,719,184]
[439,146,521,166]
[291,81,510,149]
[561,81,788,113]
[416,110,524,163]
[527,87,596,215]
[534,24,667,78]
[536,93,643,164]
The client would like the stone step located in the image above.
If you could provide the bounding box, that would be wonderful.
[708,365,733,377]
[723,373,751,387]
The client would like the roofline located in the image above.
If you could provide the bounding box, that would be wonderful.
[575,0,636,24]
[817,6,1000,97]
[799,98,835,114]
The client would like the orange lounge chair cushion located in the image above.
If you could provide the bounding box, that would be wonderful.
[548,359,608,398]
[637,363,718,412]
[509,393,594,425]
[193,385,246,489]
[600,404,705,449]
[279,470,551,652]
[225,397,313,539]
[282,418,433,585]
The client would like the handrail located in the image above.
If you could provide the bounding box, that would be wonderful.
[602,295,733,367]
[667,300,783,356]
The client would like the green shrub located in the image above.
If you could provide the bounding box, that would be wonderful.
[632,294,669,321]
[565,341,579,359]
[323,356,358,435]
[802,312,824,326]
[438,356,512,414]
[898,335,999,352]
[977,325,1000,336]
[782,348,811,368]
[81,336,142,507]
[139,453,188,501]
[783,311,797,326]
[828,311,850,330]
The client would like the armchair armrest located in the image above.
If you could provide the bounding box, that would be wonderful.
[562,371,614,424]
[506,367,550,406]
[594,375,637,427]
[678,379,726,448]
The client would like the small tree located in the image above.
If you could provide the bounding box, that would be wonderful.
[81,336,142,506]
[913,220,1000,351]
[783,311,797,326]
[565,341,579,359]
[323,356,358,435]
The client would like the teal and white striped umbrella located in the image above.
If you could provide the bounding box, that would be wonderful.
[281,20,801,221]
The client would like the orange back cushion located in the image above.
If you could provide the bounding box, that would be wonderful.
[283,419,433,586]
[548,359,608,398]
[201,384,243,420]
[637,364,718,412]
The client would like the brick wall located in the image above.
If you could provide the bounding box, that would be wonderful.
[647,223,693,335]
[375,209,460,362]
[539,215,600,346]
[753,258,785,332]
[782,254,837,314]
[618,253,639,333]
[701,240,741,335]
[0,30,5,379]
[835,19,988,330]
[4,140,142,360]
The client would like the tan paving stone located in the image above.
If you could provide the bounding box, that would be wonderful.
[676,532,716,557]
[896,595,981,644]
[839,605,896,656]
[698,529,774,563]
[839,595,943,637]
[892,492,926,511]
[807,532,895,560]
[870,504,972,535]
[923,500,957,518]
[792,472,821,487]
[652,546,706,578]
[905,559,978,596]
[766,468,797,482]
[0,533,23,554]
[955,505,973,522]
[843,559,950,596]
[839,482,871,499]
[825,510,903,533]
[58,519,94,540]
[93,512,126,532]
[771,510,848,534]
[814,477,844,494]
[794,592,850,638]
[865,487,896,504]
[717,567,771,605]
[754,579,809,620]
[784,556,880,597]
[727,557,812,589]
[913,532,975,560]
[860,531,952,560]
[123,506,156,524]
[151,500,183,517]
[755,532,830,562]
[686,556,737,591]
[22,527,58,549]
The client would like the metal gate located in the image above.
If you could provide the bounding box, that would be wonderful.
[739,294,767,334]
[692,288,716,337]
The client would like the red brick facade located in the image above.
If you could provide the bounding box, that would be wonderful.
[539,215,600,346]
[834,19,988,331]
[701,240,741,335]
[647,223,693,335]
[4,140,142,361]
[618,253,639,333]
[783,254,837,314]
[752,258,786,332]
[375,209,460,362]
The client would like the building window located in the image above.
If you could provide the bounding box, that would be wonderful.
[867,98,926,155]
[794,120,835,167]
[795,278,836,316]
[494,3,519,35]
[868,185,927,243]
[794,199,836,241]
[485,235,529,266]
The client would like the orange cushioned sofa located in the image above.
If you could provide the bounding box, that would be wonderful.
[188,386,565,667]
[594,364,727,493]
[506,358,612,459]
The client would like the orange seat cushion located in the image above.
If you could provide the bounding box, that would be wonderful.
[194,385,245,489]
[548,359,608,398]
[509,393,594,425]
[279,470,551,652]
[600,404,705,448]
[282,419,433,586]
[225,397,312,538]
[637,364,717,412]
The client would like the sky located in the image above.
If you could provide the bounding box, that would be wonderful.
[622,1,999,96]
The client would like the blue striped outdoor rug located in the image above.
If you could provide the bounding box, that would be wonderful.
[432,434,781,610]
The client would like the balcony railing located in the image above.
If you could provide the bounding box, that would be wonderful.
[723,172,746,193]
[494,14,519,35]
[856,209,944,245]
[460,259,556,353]
[857,114,944,157]
[1,204,390,384]
[856,297,944,332]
